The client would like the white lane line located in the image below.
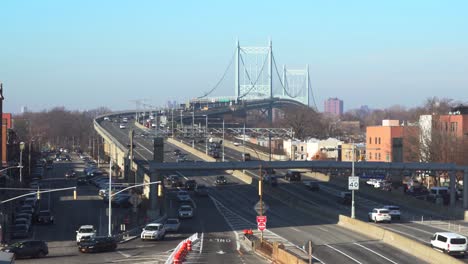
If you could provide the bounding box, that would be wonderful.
[317,227,329,232]
[117,250,131,258]
[199,232,204,254]
[354,243,398,264]
[291,227,302,232]
[394,223,433,235]
[325,244,362,264]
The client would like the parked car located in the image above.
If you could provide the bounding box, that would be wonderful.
[304,181,320,191]
[368,208,392,223]
[215,175,227,185]
[431,232,467,256]
[1,240,48,258]
[177,191,190,202]
[76,225,96,243]
[178,205,194,218]
[185,180,197,190]
[382,205,401,220]
[12,224,30,239]
[285,170,302,182]
[79,237,117,253]
[195,184,209,197]
[36,210,54,224]
[164,218,181,232]
[140,223,166,241]
[65,169,77,178]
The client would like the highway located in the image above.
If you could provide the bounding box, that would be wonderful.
[100,119,430,264]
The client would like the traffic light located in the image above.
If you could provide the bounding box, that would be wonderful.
[37,191,40,200]
[157,183,163,197]
[73,190,77,200]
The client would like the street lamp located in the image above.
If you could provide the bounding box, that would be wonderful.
[19,142,25,183]
[204,115,208,155]
[222,119,225,162]
[192,111,195,148]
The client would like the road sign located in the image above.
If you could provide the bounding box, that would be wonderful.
[257,222,266,232]
[257,216,267,224]
[348,176,359,190]
[254,201,269,215]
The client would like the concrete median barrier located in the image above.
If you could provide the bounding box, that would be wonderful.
[338,215,463,264]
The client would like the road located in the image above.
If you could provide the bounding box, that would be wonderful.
[100,119,430,264]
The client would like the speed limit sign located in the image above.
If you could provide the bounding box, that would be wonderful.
[348,176,359,190]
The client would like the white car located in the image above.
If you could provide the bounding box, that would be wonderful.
[119,124,126,129]
[140,223,166,240]
[76,225,96,243]
[233,142,240,146]
[368,208,392,223]
[178,205,194,218]
[164,218,181,232]
[103,117,110,121]
[383,205,401,220]
[177,191,190,202]
[431,232,467,256]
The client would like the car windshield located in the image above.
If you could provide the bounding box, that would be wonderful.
[387,206,399,210]
[380,210,390,214]
[180,206,192,211]
[451,238,466,244]
[79,228,94,233]
[145,225,160,231]
[166,219,179,224]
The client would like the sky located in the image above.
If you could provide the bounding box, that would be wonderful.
[1,0,468,113]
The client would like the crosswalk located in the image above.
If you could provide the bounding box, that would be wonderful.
[209,195,304,255]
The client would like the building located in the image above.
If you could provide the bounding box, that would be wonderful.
[324,97,343,116]
[419,105,468,164]
[341,143,366,162]
[284,137,343,161]
[366,120,419,162]
[21,106,28,113]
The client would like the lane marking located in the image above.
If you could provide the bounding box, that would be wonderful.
[354,243,398,264]
[317,227,329,232]
[381,226,429,244]
[394,223,433,235]
[291,227,302,232]
[325,244,362,264]
[117,250,131,258]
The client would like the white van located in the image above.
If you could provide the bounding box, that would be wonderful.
[431,232,467,256]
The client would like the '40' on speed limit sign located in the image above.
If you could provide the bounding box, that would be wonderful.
[348,176,359,190]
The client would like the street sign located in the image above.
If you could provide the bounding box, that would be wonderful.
[253,201,269,215]
[348,176,359,190]
[257,222,266,231]
[257,216,267,224]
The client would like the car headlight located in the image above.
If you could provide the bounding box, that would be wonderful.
[3,249,10,252]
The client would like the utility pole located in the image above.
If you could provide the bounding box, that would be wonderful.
[222,119,225,162]
[19,142,25,183]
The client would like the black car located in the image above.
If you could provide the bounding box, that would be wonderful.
[215,176,227,185]
[77,176,88,185]
[173,149,181,156]
[36,210,54,224]
[65,169,77,178]
[2,240,48,258]
[285,170,302,182]
[304,181,320,191]
[79,237,117,253]
[185,180,197,190]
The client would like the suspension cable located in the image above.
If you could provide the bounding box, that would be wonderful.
[237,50,270,99]
[198,50,236,99]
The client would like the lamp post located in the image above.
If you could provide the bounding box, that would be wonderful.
[205,115,208,155]
[19,142,25,183]
[351,143,356,219]
[192,111,195,148]
[243,123,246,161]
[222,119,225,162]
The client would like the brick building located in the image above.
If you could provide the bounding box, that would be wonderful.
[366,120,419,162]
[324,97,343,116]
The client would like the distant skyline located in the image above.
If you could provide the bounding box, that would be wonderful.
[1,1,468,113]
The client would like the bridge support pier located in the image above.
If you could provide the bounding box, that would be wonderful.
[464,170,468,209]
[450,170,456,207]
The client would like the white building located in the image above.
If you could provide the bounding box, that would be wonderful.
[284,138,343,160]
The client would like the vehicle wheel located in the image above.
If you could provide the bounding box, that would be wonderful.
[368,216,371,222]
[36,250,46,258]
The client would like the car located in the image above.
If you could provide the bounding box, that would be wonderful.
[140,223,166,241]
[36,210,54,224]
[178,205,194,218]
[285,170,302,182]
[185,180,197,190]
[77,176,88,185]
[76,225,96,243]
[1,240,48,258]
[383,205,401,220]
[215,175,227,185]
[65,169,77,178]
[11,224,30,239]
[169,175,183,187]
[431,232,467,256]
[79,237,117,253]
[368,208,392,223]
[195,184,209,197]
[177,190,190,202]
[119,124,126,129]
[164,218,181,232]
[111,194,132,208]
[304,181,320,191]
[233,142,240,146]
[173,149,181,156]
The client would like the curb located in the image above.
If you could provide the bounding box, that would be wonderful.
[119,235,138,244]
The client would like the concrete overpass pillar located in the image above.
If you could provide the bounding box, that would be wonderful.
[450,170,456,207]
[147,171,161,220]
[464,170,468,209]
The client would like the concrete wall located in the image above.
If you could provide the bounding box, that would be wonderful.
[338,215,463,264]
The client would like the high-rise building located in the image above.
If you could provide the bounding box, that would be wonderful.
[324,98,343,116]
[21,106,28,113]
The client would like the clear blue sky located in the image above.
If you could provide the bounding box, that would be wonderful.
[2,0,468,113]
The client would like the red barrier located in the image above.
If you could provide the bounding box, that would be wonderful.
[187,240,192,251]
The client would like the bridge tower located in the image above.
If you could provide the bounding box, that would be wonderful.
[282,65,310,106]
[235,40,273,102]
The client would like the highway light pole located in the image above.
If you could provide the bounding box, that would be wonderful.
[171,109,174,138]
[222,119,225,162]
[205,115,208,155]
[243,123,246,161]
[351,143,355,219]
[192,111,195,148]
[19,142,25,183]
[108,160,112,237]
